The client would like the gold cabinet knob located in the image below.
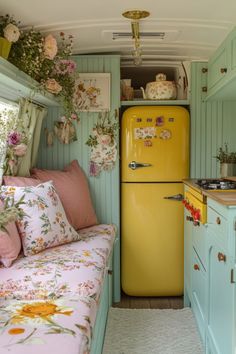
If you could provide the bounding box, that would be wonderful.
[216,217,221,225]
[194,264,200,271]
[218,252,226,262]
[220,67,227,73]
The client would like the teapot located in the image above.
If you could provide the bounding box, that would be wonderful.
[140,73,177,100]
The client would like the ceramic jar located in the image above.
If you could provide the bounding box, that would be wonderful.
[140,73,177,100]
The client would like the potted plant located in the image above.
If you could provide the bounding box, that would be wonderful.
[215,143,236,177]
[0,14,20,59]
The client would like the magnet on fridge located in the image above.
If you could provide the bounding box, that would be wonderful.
[156,116,164,126]
[159,129,172,140]
[144,140,152,147]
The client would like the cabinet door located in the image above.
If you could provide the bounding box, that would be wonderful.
[207,237,234,354]
[184,209,192,305]
[192,249,206,343]
[208,45,227,90]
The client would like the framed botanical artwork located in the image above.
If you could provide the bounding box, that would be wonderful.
[73,73,111,112]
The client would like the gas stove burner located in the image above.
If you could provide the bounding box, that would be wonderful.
[196,179,236,190]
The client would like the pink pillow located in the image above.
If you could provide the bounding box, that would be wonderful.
[3,176,41,187]
[31,160,98,230]
[0,201,21,267]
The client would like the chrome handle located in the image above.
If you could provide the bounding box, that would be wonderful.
[164,193,183,201]
[128,161,152,170]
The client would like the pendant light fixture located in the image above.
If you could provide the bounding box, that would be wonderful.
[122,10,150,66]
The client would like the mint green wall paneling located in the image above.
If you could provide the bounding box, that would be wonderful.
[37,55,121,302]
[191,62,236,178]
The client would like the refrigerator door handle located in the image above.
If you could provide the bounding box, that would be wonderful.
[128,161,152,170]
[164,193,184,201]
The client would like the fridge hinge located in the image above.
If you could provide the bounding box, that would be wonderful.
[201,68,208,73]
[202,86,207,92]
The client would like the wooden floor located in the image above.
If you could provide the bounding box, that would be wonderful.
[113,292,184,309]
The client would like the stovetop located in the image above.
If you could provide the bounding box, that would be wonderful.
[196,179,236,190]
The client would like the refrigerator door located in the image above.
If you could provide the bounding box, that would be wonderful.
[121,182,184,296]
[121,106,189,182]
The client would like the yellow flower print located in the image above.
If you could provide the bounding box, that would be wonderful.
[8,328,25,335]
[83,251,91,257]
[10,301,73,325]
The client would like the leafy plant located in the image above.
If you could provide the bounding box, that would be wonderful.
[215,143,236,163]
[0,195,26,233]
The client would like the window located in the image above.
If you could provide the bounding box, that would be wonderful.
[0,99,19,181]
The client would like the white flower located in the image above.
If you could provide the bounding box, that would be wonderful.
[3,23,20,43]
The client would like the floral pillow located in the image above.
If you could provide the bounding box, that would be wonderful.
[1,181,80,256]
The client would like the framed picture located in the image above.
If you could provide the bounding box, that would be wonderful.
[73,73,110,112]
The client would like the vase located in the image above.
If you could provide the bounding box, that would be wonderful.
[220,163,236,178]
[0,37,12,59]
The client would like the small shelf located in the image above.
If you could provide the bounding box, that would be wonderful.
[121,99,190,106]
[0,57,60,107]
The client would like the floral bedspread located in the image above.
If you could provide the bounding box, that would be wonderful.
[0,224,116,354]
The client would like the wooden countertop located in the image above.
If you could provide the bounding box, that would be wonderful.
[202,190,236,206]
[183,178,236,206]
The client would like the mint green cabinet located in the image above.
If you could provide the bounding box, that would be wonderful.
[191,248,206,343]
[184,209,193,306]
[184,188,236,353]
[205,199,236,354]
[206,26,236,100]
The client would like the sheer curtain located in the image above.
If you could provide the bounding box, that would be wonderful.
[17,99,47,176]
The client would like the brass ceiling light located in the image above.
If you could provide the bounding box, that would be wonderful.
[122,10,150,65]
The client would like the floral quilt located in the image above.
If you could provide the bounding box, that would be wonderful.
[0,224,116,354]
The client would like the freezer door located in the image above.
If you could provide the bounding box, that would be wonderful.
[121,106,189,182]
[121,182,184,296]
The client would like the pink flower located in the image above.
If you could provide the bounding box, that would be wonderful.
[7,131,21,146]
[98,134,111,145]
[13,143,27,156]
[70,113,78,120]
[54,59,76,75]
[43,34,58,60]
[45,78,62,94]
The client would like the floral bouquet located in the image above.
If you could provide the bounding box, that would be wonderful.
[9,30,79,125]
[0,14,20,43]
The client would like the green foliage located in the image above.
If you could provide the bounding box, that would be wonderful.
[0,195,26,232]
[215,143,236,163]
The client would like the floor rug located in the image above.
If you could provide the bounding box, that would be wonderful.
[102,307,204,354]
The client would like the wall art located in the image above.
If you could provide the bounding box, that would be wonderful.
[73,73,110,112]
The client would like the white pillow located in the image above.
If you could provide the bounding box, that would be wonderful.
[1,181,80,256]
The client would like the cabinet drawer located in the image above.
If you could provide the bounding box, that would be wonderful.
[207,206,228,247]
[192,249,206,343]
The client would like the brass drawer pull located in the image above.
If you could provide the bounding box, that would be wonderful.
[108,270,113,275]
[220,67,227,73]
[218,252,226,262]
[216,217,221,225]
[194,264,200,271]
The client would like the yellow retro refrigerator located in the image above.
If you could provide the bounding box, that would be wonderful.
[121,106,189,296]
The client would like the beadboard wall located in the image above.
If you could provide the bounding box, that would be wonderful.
[190,62,236,178]
[37,55,121,302]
